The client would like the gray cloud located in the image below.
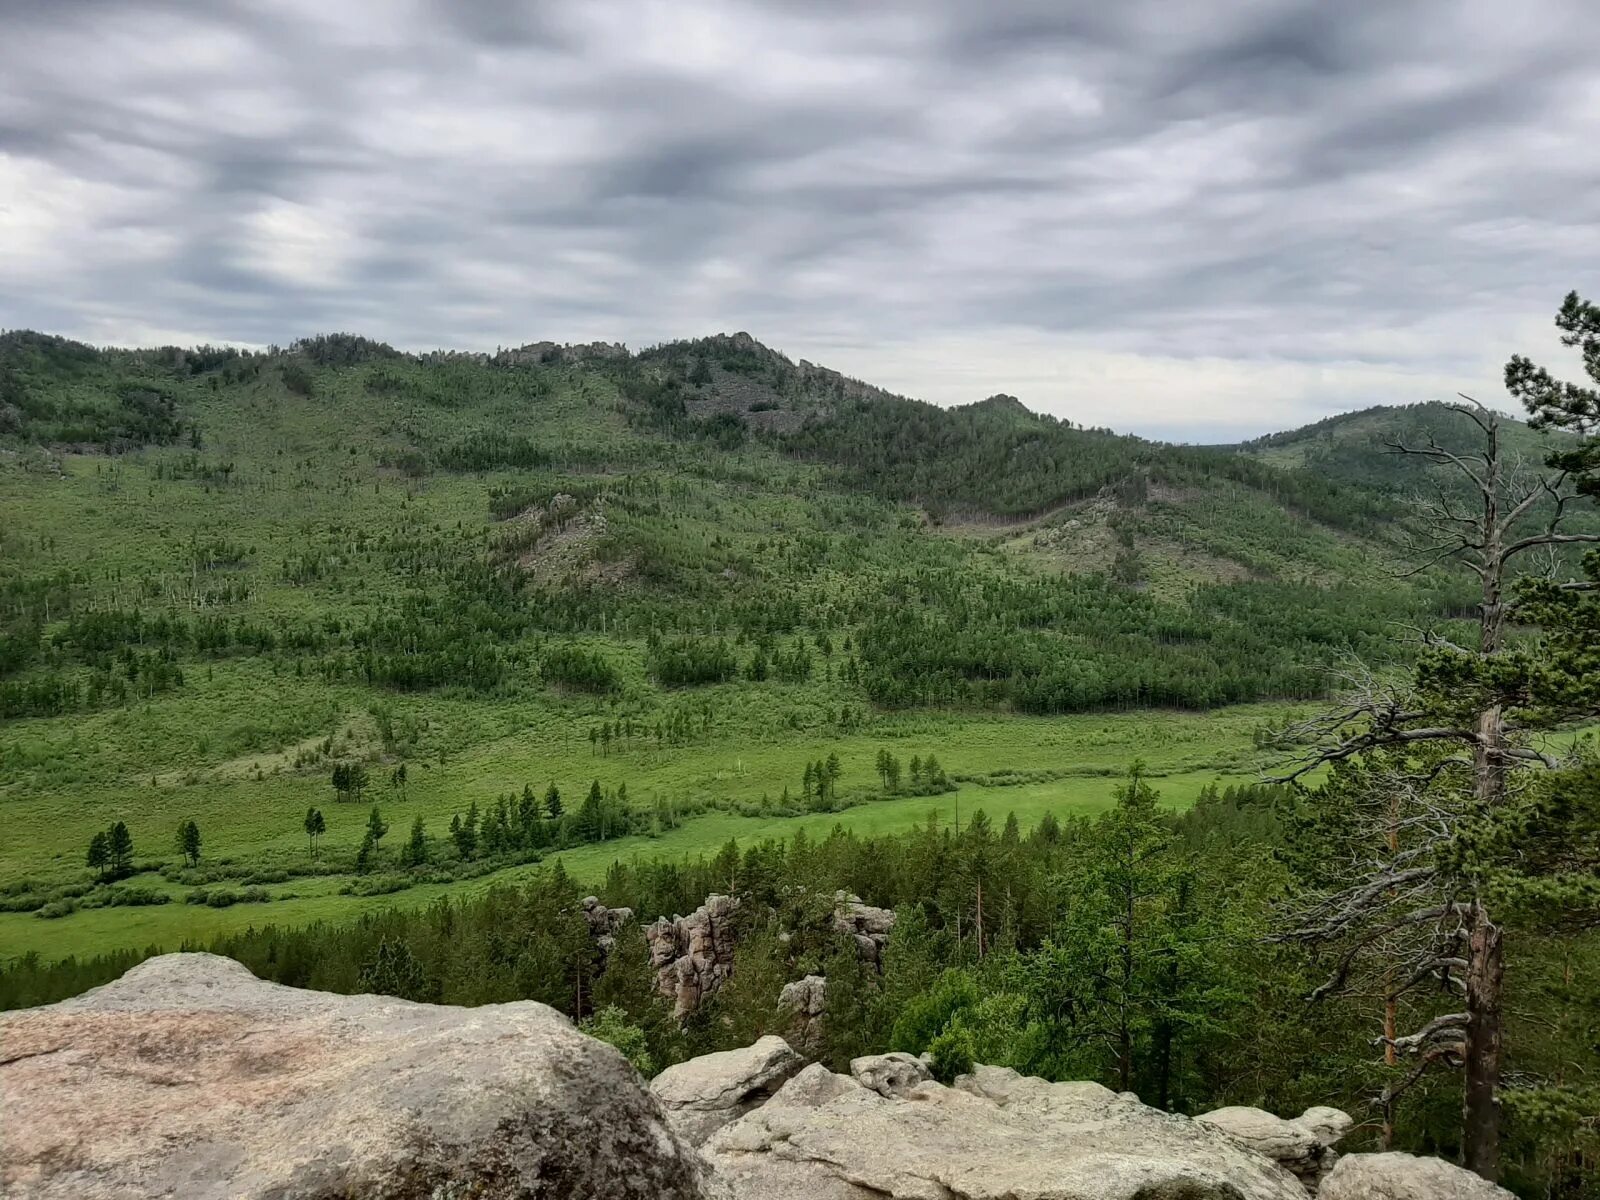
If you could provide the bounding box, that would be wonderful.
[1,0,1596,438]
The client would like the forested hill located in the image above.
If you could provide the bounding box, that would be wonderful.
[1,324,1566,735]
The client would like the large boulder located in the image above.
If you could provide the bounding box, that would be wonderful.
[703,1060,1311,1199]
[1195,1103,1352,1191]
[650,1034,805,1147]
[1320,1152,1517,1199]
[0,953,710,1200]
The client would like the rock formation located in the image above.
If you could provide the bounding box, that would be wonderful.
[833,890,896,966]
[581,893,634,959]
[1319,1152,1517,1199]
[1195,1104,1353,1191]
[649,1034,806,1147]
[645,892,740,1019]
[703,1057,1323,1199]
[777,974,827,1050]
[849,1050,931,1097]
[0,953,710,1200]
[3,957,1499,1200]
[640,892,895,1023]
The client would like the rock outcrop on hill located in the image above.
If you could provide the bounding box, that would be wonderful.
[0,953,709,1200]
[777,974,828,1050]
[581,893,634,960]
[645,892,741,1019]
[833,890,896,966]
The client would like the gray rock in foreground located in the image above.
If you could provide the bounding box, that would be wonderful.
[0,953,710,1200]
[704,1061,1311,1199]
[1196,1103,1353,1191]
[650,1033,806,1147]
[1320,1152,1517,1199]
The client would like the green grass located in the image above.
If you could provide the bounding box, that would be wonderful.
[0,345,1538,966]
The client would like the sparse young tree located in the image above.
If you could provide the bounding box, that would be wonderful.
[366,805,388,852]
[86,830,110,881]
[175,818,202,868]
[402,814,427,867]
[303,806,326,857]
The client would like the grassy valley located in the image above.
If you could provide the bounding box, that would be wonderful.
[0,329,1563,959]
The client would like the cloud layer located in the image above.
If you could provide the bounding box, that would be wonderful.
[2,0,1596,438]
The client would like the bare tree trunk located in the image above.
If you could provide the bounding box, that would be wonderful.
[1462,912,1504,1180]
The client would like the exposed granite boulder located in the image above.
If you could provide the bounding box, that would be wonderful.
[0,953,710,1200]
[703,1060,1310,1199]
[833,891,896,967]
[646,893,740,1019]
[1320,1152,1517,1199]
[850,1051,931,1097]
[1195,1104,1352,1191]
[777,974,827,1050]
[649,1034,806,1147]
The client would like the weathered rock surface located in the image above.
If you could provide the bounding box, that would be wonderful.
[650,1034,806,1147]
[850,1051,931,1097]
[833,890,896,967]
[777,974,827,1049]
[582,893,634,958]
[647,893,740,1018]
[0,953,710,1200]
[1320,1152,1517,1199]
[703,1060,1312,1199]
[1195,1103,1353,1191]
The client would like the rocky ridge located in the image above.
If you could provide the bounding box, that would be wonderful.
[1,955,1515,1200]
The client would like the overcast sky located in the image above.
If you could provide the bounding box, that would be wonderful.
[2,1,1596,440]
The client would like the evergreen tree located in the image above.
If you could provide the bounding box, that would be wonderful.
[86,830,109,881]
[1278,388,1600,1180]
[175,818,201,868]
[303,807,326,857]
[402,814,427,867]
[358,936,427,1000]
[366,806,388,854]
[106,821,134,878]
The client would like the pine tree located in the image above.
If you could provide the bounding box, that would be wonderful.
[578,779,605,842]
[545,783,563,821]
[107,821,134,878]
[175,818,201,868]
[86,830,110,880]
[1277,386,1600,1180]
[303,807,325,857]
[403,814,427,866]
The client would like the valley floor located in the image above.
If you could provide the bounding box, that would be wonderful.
[1,693,1293,961]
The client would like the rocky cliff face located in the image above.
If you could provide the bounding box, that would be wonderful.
[0,953,710,1200]
[2,956,1513,1200]
[645,892,741,1019]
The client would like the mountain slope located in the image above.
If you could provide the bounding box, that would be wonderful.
[1,325,1570,959]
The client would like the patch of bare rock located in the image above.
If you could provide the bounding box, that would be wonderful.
[0,953,710,1200]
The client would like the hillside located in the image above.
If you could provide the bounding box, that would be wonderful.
[0,327,1564,958]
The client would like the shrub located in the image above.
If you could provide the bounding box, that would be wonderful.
[925,1026,974,1085]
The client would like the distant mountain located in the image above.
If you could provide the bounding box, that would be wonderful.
[1230,401,1564,492]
